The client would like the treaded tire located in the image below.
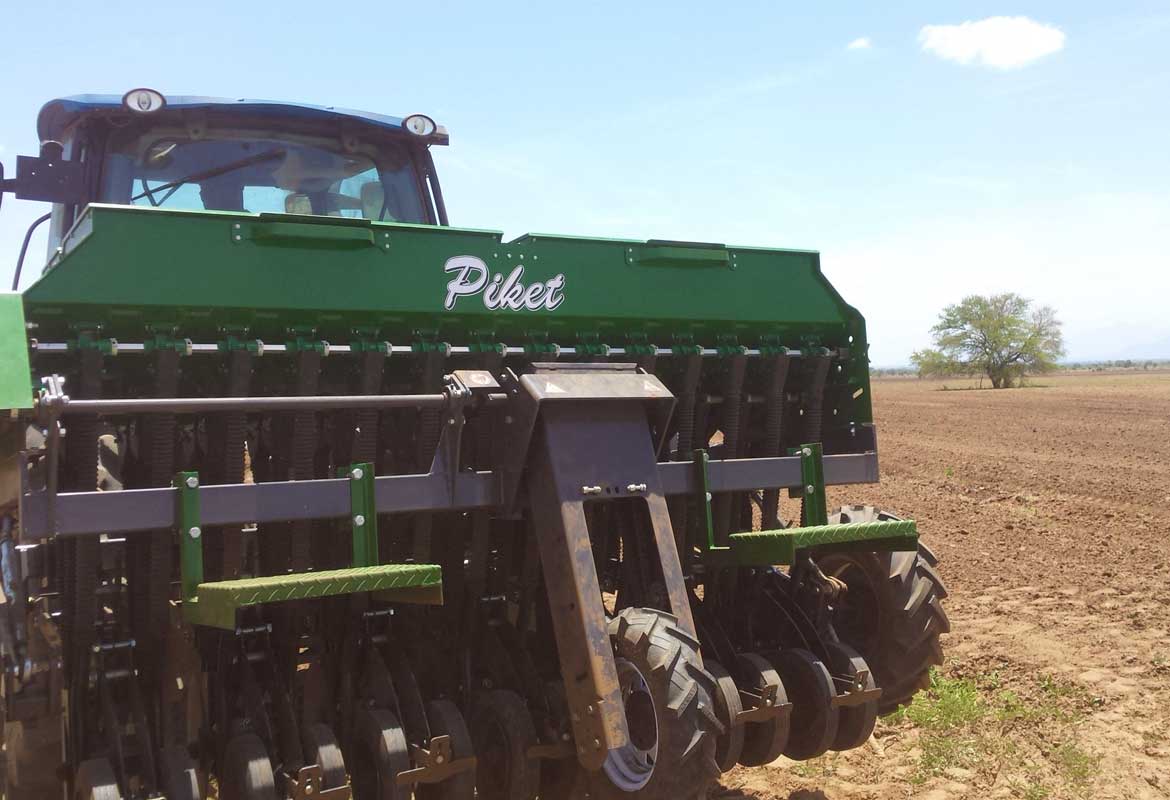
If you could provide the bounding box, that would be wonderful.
[586,607,720,800]
[817,505,951,714]
[470,689,539,800]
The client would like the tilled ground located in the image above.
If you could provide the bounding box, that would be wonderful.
[718,372,1170,800]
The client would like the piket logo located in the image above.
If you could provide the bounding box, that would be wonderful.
[443,256,566,312]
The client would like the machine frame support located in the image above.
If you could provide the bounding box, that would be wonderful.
[523,366,699,773]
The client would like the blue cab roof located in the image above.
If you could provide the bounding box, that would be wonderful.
[37,94,448,144]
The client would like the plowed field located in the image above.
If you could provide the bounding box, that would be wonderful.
[720,372,1170,800]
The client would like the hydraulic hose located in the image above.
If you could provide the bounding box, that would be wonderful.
[12,213,51,290]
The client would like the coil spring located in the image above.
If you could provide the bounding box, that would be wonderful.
[799,356,831,525]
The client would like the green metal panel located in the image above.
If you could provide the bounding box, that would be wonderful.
[724,519,919,566]
[23,205,863,349]
[184,563,443,630]
[0,294,32,410]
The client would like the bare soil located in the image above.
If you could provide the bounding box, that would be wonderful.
[719,372,1170,800]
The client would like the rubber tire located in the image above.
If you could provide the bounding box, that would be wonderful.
[470,689,539,800]
[353,707,412,800]
[586,608,720,800]
[74,758,122,800]
[823,641,878,751]
[771,648,839,761]
[417,699,475,800]
[817,505,950,714]
[161,745,202,800]
[734,652,790,767]
[220,734,276,800]
[704,659,744,773]
[302,723,347,790]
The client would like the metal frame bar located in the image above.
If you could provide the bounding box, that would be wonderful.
[17,450,879,540]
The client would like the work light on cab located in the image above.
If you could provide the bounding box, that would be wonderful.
[122,87,166,114]
[402,113,436,136]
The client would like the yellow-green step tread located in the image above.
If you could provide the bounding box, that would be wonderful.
[183,563,442,629]
[727,519,918,566]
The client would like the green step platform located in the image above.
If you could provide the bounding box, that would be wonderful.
[183,564,443,630]
[726,519,918,566]
[175,463,443,630]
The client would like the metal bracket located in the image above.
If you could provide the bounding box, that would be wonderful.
[397,736,476,785]
[343,463,378,567]
[175,471,203,605]
[735,681,792,724]
[690,449,727,554]
[789,442,828,527]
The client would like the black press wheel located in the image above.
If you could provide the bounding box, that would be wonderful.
[817,505,950,714]
[470,689,539,800]
[823,641,878,751]
[161,745,202,800]
[770,648,839,761]
[73,758,122,800]
[417,699,475,800]
[704,659,744,773]
[734,652,790,767]
[587,607,720,800]
[352,707,412,800]
[302,722,348,790]
[220,733,276,800]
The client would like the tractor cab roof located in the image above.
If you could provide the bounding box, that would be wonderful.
[36,94,449,145]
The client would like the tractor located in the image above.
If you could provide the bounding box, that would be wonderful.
[0,89,948,799]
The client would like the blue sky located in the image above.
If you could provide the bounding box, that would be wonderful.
[1,1,1167,365]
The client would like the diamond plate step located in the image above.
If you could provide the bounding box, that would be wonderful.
[184,563,442,629]
[727,519,918,566]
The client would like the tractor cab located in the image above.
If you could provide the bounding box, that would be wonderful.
[1,88,450,268]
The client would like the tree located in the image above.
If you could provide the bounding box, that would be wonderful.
[911,293,1064,388]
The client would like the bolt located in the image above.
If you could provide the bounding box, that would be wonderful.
[233,235,242,242]
[586,704,595,714]
[354,514,366,527]
[436,754,445,764]
[185,476,199,489]
[593,738,602,750]
[802,447,812,456]
[188,526,201,539]
[305,784,314,795]
[350,467,364,480]
[706,492,713,501]
[581,486,602,496]
[562,732,571,742]
[626,483,647,493]
[504,415,513,424]
[806,484,815,494]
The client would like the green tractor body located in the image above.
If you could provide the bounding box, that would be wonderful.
[0,91,946,800]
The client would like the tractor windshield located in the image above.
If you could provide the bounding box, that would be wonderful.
[99,126,429,222]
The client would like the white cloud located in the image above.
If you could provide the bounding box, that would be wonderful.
[847,37,872,51]
[919,16,1065,69]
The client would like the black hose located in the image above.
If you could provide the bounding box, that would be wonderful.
[12,213,51,291]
